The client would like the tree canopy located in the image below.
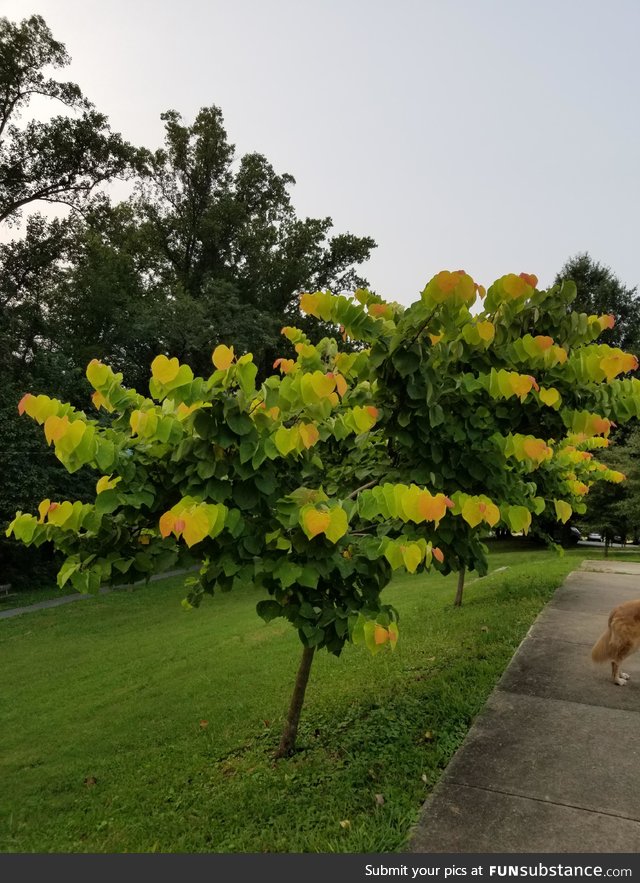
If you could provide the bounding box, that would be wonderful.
[555,253,640,354]
[0,15,136,225]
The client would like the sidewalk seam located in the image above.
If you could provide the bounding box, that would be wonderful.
[443,779,640,825]
[494,685,640,716]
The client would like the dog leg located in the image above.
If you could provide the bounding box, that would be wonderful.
[612,660,628,686]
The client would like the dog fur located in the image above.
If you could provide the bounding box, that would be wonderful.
[592,599,640,685]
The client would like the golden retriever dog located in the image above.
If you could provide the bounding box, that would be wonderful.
[592,600,640,685]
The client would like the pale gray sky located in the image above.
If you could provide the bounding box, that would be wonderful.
[2,0,639,303]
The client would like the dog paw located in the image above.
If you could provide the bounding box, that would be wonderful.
[621,672,631,680]
[614,677,628,686]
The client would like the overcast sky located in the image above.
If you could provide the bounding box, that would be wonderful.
[3,0,639,304]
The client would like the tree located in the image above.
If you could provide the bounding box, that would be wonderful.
[0,14,136,225]
[133,106,376,375]
[8,270,640,754]
[579,427,640,551]
[299,272,639,603]
[555,253,640,354]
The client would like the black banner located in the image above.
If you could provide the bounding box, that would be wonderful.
[0,853,639,883]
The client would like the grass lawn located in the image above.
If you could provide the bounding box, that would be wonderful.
[0,543,632,853]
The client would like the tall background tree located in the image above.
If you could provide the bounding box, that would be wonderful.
[132,106,375,376]
[0,14,135,224]
[555,253,640,354]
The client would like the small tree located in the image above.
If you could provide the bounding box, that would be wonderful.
[298,272,640,602]
[8,336,458,756]
[9,271,640,752]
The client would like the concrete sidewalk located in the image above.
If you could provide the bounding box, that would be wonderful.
[409,560,640,853]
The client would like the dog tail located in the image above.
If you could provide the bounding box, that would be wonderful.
[592,627,612,663]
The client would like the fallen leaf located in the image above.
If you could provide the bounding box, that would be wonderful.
[84,776,97,787]
[199,719,209,729]
[339,819,351,830]
[424,731,434,742]
[421,773,428,783]
[480,625,489,633]
[374,793,385,806]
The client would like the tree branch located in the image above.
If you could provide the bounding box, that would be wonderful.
[346,478,378,500]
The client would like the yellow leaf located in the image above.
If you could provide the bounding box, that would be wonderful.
[334,373,348,397]
[273,358,295,374]
[37,499,51,523]
[86,359,111,389]
[600,354,623,382]
[274,426,298,456]
[91,390,114,412]
[374,625,389,645]
[212,344,235,371]
[301,507,331,539]
[300,292,321,317]
[483,502,501,527]
[539,387,561,408]
[533,335,554,351]
[554,500,572,524]
[18,393,33,416]
[461,498,483,528]
[159,511,175,538]
[310,372,336,399]
[523,438,550,462]
[401,543,423,573]
[502,274,529,299]
[182,508,211,548]
[44,415,70,446]
[298,423,320,449]
[477,321,495,343]
[151,354,180,385]
[46,501,74,527]
[510,374,535,399]
[96,475,121,494]
[325,507,348,543]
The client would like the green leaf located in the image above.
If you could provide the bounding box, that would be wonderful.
[298,566,319,589]
[95,489,120,515]
[226,410,254,436]
[57,557,80,588]
[256,600,283,623]
[391,347,421,377]
[272,559,303,588]
[236,361,258,398]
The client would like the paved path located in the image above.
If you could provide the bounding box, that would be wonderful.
[409,560,640,853]
[0,568,195,621]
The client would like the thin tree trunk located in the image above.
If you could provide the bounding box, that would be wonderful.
[275,645,315,759]
[604,537,610,558]
[454,566,466,607]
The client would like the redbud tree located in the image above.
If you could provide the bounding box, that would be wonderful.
[8,270,639,754]
[299,271,638,601]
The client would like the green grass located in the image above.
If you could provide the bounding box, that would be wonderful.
[0,583,63,609]
[0,545,615,852]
